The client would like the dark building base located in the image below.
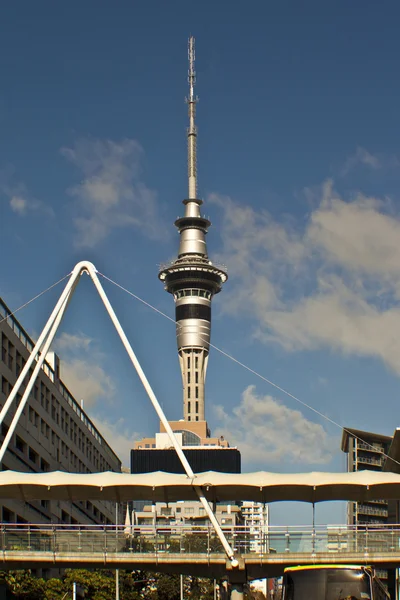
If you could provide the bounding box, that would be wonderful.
[131,448,241,474]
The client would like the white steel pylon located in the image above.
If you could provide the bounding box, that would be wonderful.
[0,261,238,566]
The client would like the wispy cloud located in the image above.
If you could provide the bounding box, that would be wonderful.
[340,146,400,176]
[213,385,334,466]
[341,146,381,175]
[0,169,53,217]
[210,179,400,375]
[61,137,165,247]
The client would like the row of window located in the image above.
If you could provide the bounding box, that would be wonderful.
[1,374,113,472]
[174,289,212,300]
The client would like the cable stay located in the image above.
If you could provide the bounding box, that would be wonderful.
[98,271,400,470]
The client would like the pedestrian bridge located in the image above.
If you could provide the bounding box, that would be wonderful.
[1,523,400,578]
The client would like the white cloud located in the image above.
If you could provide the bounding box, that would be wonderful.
[54,332,115,407]
[9,196,28,215]
[59,358,115,408]
[306,180,400,277]
[55,332,93,353]
[213,386,334,466]
[61,138,165,247]
[210,179,400,375]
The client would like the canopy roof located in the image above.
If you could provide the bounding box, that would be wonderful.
[1,470,400,503]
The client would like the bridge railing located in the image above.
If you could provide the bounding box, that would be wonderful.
[1,523,400,556]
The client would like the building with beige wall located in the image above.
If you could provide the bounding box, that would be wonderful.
[0,296,121,527]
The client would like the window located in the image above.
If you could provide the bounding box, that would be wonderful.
[2,508,13,523]
[188,402,191,414]
[195,372,198,384]
[188,387,191,399]
[195,356,198,369]
[185,507,194,514]
[29,448,38,464]
[195,401,198,413]
[187,372,191,384]
[195,387,198,399]
[15,436,26,453]
[187,356,190,369]
[1,377,9,396]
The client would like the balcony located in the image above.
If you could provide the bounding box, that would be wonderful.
[356,441,384,453]
[357,455,385,467]
[357,505,388,518]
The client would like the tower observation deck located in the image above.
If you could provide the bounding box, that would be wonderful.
[158,37,227,424]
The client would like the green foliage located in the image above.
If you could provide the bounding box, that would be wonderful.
[44,578,65,600]
[4,570,45,599]
[147,573,181,600]
[1,568,221,599]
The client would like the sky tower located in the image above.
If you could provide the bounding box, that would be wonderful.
[159,37,227,425]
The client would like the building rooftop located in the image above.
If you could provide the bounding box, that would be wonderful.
[341,427,392,453]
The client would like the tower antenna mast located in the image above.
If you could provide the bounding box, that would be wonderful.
[187,36,198,200]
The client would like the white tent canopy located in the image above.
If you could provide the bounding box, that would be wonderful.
[0,470,400,503]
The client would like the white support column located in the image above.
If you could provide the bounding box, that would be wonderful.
[0,262,83,429]
[87,265,238,566]
[0,261,238,567]
[0,261,87,464]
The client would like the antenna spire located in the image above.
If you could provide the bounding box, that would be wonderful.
[187,36,198,199]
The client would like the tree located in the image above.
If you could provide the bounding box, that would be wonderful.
[44,578,65,600]
[147,573,181,600]
[3,570,46,599]
[63,569,116,600]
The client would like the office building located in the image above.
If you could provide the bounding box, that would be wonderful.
[341,428,392,526]
[0,296,122,526]
[341,426,400,596]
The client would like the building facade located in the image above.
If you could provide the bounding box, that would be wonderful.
[132,501,243,530]
[240,502,269,553]
[341,426,400,596]
[341,428,391,527]
[0,297,122,526]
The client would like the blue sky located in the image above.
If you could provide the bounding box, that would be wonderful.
[2,1,400,525]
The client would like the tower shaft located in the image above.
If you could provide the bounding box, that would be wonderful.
[159,37,227,425]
